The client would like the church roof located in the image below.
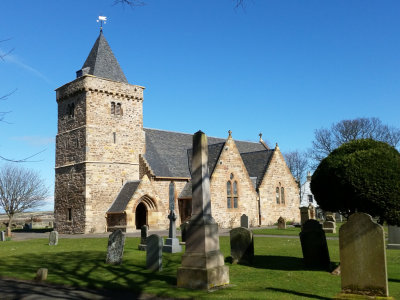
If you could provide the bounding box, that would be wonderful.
[107,181,140,213]
[144,128,266,178]
[241,150,275,188]
[76,32,128,83]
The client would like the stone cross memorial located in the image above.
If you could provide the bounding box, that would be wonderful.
[277,216,286,229]
[48,231,59,246]
[106,229,126,265]
[177,131,229,289]
[230,227,254,264]
[240,214,249,228]
[299,219,330,270]
[387,225,400,250]
[339,213,389,297]
[163,182,182,253]
[146,234,163,272]
[138,225,148,251]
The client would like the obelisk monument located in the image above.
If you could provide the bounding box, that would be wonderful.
[177,131,229,289]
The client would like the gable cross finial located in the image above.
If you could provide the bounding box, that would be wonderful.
[259,132,263,141]
[228,130,232,138]
[97,16,107,33]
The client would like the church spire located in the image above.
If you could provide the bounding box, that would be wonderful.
[76,32,128,83]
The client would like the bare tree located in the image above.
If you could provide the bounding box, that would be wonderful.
[310,117,400,166]
[0,164,48,229]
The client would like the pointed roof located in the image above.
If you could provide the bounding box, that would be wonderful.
[76,32,128,83]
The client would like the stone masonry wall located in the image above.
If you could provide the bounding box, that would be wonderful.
[210,137,259,228]
[258,146,300,225]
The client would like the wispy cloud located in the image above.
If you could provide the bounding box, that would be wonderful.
[0,49,52,84]
[12,136,55,147]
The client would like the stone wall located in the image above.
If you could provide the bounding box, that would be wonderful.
[209,137,259,228]
[258,146,300,225]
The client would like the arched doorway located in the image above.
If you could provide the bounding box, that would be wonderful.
[135,202,147,229]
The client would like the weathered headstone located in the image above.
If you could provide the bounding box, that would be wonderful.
[299,219,330,270]
[138,225,148,251]
[180,221,189,244]
[106,229,125,265]
[230,227,254,264]
[325,212,335,222]
[48,231,59,246]
[177,131,229,289]
[240,214,249,228]
[146,234,163,271]
[339,213,389,297]
[300,207,310,226]
[323,220,336,234]
[277,216,286,229]
[387,225,400,250]
[34,268,48,282]
[0,231,5,242]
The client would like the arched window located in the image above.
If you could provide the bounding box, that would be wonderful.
[67,103,75,118]
[111,102,115,115]
[281,187,285,204]
[116,103,121,115]
[227,173,238,208]
[276,187,280,204]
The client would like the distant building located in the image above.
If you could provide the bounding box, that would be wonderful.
[300,172,318,208]
[54,32,300,233]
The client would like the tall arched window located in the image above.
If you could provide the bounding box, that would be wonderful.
[281,187,285,204]
[227,173,238,208]
[276,187,280,204]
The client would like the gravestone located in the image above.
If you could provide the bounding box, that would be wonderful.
[230,227,254,264]
[177,131,229,289]
[240,214,249,228]
[163,184,182,253]
[299,219,330,270]
[325,212,335,222]
[0,231,5,242]
[323,220,336,234]
[300,207,310,226]
[387,225,400,250]
[277,217,286,229]
[106,229,125,265]
[34,268,48,282]
[180,221,189,244]
[48,231,59,246]
[339,213,389,297]
[146,234,163,271]
[138,225,148,251]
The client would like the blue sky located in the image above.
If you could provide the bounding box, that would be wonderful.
[1,0,400,211]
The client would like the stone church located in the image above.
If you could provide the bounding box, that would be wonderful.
[54,32,300,234]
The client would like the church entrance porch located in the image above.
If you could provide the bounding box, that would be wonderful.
[135,202,147,229]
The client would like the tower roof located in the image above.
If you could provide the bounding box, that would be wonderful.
[76,32,128,83]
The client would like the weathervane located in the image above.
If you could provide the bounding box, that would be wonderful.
[97,16,107,32]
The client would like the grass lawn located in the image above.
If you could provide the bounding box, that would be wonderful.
[0,236,399,299]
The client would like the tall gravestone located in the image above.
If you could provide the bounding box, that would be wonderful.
[0,231,5,242]
[240,214,249,228]
[48,231,59,246]
[138,225,148,251]
[146,234,163,272]
[230,227,254,264]
[299,219,330,270]
[177,131,229,289]
[339,213,389,297]
[163,183,182,253]
[106,229,126,265]
[387,225,400,250]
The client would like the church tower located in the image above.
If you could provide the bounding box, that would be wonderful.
[54,32,145,233]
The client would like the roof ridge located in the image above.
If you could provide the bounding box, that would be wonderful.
[241,149,275,155]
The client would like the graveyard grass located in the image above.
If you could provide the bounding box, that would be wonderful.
[0,237,399,299]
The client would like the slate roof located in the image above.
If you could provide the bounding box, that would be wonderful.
[76,32,128,83]
[107,181,140,213]
[241,150,275,188]
[144,128,266,178]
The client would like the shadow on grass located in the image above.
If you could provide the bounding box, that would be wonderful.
[0,250,177,295]
[251,255,305,271]
[265,287,331,300]
[389,278,400,283]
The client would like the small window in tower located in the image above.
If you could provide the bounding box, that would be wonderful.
[113,132,116,144]
[67,208,72,221]
[116,103,122,116]
[68,103,75,118]
[111,102,115,115]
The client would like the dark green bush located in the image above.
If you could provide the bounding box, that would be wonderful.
[311,139,400,225]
